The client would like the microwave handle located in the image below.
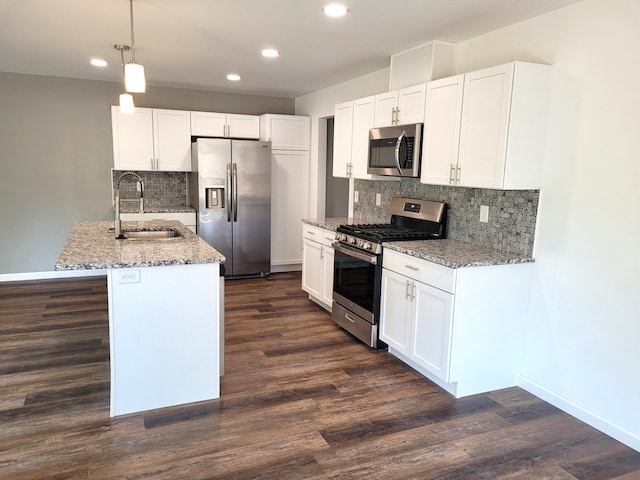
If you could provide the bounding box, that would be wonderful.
[394,130,406,175]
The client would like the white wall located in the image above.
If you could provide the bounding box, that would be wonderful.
[456,0,640,450]
[295,68,390,218]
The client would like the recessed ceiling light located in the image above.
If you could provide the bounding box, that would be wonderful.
[227,73,241,81]
[90,58,108,67]
[261,49,279,58]
[323,4,348,17]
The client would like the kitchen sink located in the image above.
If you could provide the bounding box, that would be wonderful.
[120,228,183,241]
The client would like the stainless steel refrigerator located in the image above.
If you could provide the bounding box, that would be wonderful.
[190,138,271,277]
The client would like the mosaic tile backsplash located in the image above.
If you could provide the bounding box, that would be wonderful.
[112,170,189,207]
[353,178,539,257]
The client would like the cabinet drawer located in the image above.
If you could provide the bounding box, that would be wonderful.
[321,229,336,247]
[302,224,324,242]
[383,248,456,293]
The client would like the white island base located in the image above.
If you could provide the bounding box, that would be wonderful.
[107,263,220,416]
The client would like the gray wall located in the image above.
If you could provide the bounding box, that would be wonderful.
[0,72,294,274]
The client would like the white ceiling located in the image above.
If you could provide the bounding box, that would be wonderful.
[0,0,583,98]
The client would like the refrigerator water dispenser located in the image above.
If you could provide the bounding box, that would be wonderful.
[205,178,225,209]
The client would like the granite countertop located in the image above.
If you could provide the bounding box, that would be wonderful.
[120,205,196,214]
[383,239,534,268]
[302,217,381,231]
[55,220,225,271]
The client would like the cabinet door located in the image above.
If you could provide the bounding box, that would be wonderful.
[332,101,353,178]
[410,280,454,381]
[350,96,376,180]
[271,151,310,266]
[153,109,192,171]
[302,238,323,298]
[458,63,514,188]
[373,91,398,127]
[190,111,227,137]
[421,75,464,186]
[321,246,335,306]
[379,269,412,356]
[261,114,310,150]
[112,106,155,171]
[226,114,260,139]
[397,83,426,124]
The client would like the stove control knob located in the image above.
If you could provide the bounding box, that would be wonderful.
[349,237,357,245]
[362,242,371,250]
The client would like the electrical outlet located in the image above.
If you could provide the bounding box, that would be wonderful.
[354,190,359,203]
[117,269,140,284]
[480,205,489,223]
[136,181,142,192]
[376,193,382,206]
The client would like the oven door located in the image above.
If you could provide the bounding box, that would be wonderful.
[332,243,379,322]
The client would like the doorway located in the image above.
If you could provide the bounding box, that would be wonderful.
[325,117,349,217]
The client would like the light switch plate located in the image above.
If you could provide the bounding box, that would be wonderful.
[354,190,359,203]
[376,193,382,206]
[480,205,489,223]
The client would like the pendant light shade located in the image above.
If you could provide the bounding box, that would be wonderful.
[125,0,146,93]
[119,93,135,114]
[125,62,146,93]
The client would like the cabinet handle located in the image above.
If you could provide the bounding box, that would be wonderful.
[344,313,356,323]
[456,165,461,185]
[404,264,419,271]
[151,158,154,170]
[325,236,333,241]
[405,280,412,300]
[320,248,324,260]
[411,283,416,301]
[306,230,316,235]
[449,164,455,184]
[395,107,400,125]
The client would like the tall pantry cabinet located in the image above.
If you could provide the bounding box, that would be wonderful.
[260,114,311,271]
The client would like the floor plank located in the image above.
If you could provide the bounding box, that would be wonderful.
[0,272,639,479]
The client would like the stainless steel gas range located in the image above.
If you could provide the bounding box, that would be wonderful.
[331,197,447,349]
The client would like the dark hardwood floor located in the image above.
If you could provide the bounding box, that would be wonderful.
[1,272,639,479]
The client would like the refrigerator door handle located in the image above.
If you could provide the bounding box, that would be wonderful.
[226,163,232,222]
[232,163,238,222]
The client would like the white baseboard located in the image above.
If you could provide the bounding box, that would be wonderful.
[519,376,640,453]
[0,269,107,282]
[270,263,302,273]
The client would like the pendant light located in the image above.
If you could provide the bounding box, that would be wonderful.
[115,44,135,114]
[124,0,146,93]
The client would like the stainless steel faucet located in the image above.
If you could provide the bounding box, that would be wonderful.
[114,171,144,239]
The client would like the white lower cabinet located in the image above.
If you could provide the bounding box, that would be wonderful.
[380,248,531,398]
[301,224,336,310]
[380,264,454,380]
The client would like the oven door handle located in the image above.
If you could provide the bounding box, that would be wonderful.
[333,243,378,265]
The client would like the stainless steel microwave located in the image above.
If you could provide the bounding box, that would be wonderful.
[368,123,422,177]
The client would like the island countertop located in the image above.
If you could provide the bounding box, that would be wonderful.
[55,220,225,270]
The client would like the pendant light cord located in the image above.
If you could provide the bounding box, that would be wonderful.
[129,0,137,63]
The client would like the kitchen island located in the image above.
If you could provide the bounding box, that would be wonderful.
[56,220,224,416]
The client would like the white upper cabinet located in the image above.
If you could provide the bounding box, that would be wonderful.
[374,83,426,127]
[333,96,380,180]
[112,107,191,172]
[350,96,377,179]
[190,111,259,139]
[421,61,551,190]
[420,74,465,186]
[332,101,353,178]
[260,114,310,150]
